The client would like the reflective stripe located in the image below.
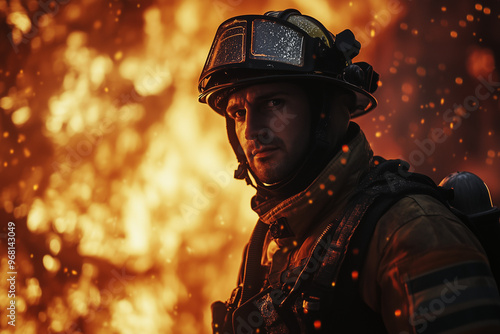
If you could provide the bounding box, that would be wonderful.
[415,284,500,311]
[406,260,500,333]
[408,261,493,294]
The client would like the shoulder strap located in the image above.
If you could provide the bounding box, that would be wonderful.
[239,220,269,305]
[211,220,269,334]
[305,158,446,290]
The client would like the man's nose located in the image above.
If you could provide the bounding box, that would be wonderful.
[244,107,269,141]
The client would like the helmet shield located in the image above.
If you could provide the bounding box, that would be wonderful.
[250,19,305,66]
[200,15,321,91]
[205,19,247,71]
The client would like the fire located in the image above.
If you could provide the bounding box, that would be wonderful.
[1,1,498,334]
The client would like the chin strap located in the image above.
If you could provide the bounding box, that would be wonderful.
[234,161,257,189]
[225,115,258,189]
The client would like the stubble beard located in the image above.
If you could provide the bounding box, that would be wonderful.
[249,156,290,185]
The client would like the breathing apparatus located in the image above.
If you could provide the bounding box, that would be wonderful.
[439,171,500,222]
[198,9,379,198]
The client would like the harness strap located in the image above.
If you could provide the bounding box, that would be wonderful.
[240,220,269,305]
[314,159,444,285]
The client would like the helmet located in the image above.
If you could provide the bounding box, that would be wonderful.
[439,171,499,219]
[198,9,379,118]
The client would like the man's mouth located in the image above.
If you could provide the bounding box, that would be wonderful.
[251,146,279,158]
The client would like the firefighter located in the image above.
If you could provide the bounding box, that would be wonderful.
[198,9,500,333]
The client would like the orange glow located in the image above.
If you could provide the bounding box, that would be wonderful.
[416,66,426,76]
[394,309,402,317]
[314,320,322,329]
[467,47,496,78]
[402,83,413,95]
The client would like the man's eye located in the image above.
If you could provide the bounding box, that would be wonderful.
[266,99,283,109]
[226,108,246,120]
[233,109,246,119]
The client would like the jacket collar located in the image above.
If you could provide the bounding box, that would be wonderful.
[252,123,373,248]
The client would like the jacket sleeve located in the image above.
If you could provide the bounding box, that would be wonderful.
[361,194,500,334]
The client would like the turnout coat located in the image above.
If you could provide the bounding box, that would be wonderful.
[214,124,500,334]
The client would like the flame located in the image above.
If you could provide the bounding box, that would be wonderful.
[1,1,498,334]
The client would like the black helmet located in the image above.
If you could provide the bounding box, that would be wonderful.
[198,9,379,118]
[439,171,499,219]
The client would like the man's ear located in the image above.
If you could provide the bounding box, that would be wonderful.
[327,91,352,147]
[335,89,357,114]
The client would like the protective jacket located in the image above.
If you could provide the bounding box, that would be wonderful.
[214,123,500,334]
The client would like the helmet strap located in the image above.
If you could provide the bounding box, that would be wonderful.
[225,115,257,189]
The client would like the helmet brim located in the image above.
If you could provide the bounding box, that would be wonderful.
[198,73,377,118]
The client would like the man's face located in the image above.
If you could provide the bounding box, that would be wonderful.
[226,82,311,184]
